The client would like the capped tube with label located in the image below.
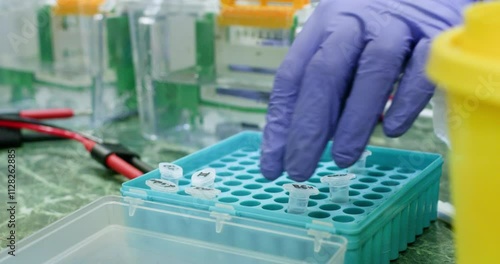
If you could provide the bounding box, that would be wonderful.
[321,173,356,203]
[283,183,319,214]
[191,168,217,188]
[159,162,183,185]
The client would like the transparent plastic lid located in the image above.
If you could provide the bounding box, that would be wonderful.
[0,196,347,264]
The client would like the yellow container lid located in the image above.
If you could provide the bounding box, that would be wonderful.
[53,0,106,15]
[426,2,500,106]
[219,0,309,28]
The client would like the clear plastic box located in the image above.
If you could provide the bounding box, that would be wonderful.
[127,0,314,145]
[0,196,347,263]
[0,0,136,127]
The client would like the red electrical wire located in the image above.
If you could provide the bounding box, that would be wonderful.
[19,108,75,120]
[0,120,142,179]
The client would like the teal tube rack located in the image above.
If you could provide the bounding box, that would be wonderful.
[121,131,443,263]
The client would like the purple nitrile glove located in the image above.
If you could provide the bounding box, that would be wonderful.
[261,0,471,181]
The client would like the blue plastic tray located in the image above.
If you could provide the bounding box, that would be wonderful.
[122,131,443,263]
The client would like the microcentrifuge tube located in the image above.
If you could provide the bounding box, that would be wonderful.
[159,162,183,185]
[185,186,221,200]
[348,150,372,174]
[320,173,356,203]
[283,183,319,214]
[191,168,216,188]
[145,179,179,193]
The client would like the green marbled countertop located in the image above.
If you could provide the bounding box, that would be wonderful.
[0,116,454,263]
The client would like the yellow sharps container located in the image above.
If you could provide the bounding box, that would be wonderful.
[427,2,500,263]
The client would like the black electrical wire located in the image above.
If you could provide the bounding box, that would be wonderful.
[0,116,154,173]
[131,157,155,173]
[22,134,69,143]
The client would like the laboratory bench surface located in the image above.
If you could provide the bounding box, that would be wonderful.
[0,116,454,263]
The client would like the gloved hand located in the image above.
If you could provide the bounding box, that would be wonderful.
[260,0,470,181]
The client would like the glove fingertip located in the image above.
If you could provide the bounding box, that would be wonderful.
[332,146,358,169]
[286,167,314,182]
[383,120,409,138]
[260,167,283,181]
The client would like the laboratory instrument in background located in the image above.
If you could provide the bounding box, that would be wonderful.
[127,0,314,146]
[0,0,136,128]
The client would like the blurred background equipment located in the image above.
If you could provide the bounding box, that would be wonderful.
[0,0,137,128]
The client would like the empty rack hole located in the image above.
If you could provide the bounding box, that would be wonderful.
[247,169,261,174]
[274,197,289,203]
[264,187,283,193]
[239,161,256,165]
[363,193,383,200]
[310,193,328,200]
[231,190,251,196]
[308,211,330,219]
[397,168,416,174]
[209,163,225,168]
[276,181,292,186]
[319,187,330,193]
[219,172,234,177]
[333,215,355,223]
[178,180,190,186]
[219,197,239,203]
[250,156,260,160]
[232,153,247,157]
[214,178,223,183]
[389,175,408,180]
[177,190,188,196]
[253,194,272,200]
[221,158,237,163]
[241,147,257,152]
[217,187,230,193]
[353,200,374,207]
[263,204,283,211]
[359,177,377,183]
[320,156,331,162]
[308,201,318,207]
[349,190,360,196]
[376,166,394,171]
[228,166,245,171]
[255,178,271,183]
[327,166,341,171]
[224,181,242,186]
[343,208,365,215]
[320,204,341,211]
[240,201,260,207]
[381,181,400,186]
[350,184,369,190]
[236,175,253,180]
[308,178,321,183]
[317,163,323,168]
[373,187,391,193]
[244,184,262,190]
[367,171,386,177]
[317,172,331,176]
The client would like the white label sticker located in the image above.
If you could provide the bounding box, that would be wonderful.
[284,183,319,196]
[159,163,183,179]
[291,184,315,190]
[146,179,178,193]
[191,168,216,187]
[185,186,221,200]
